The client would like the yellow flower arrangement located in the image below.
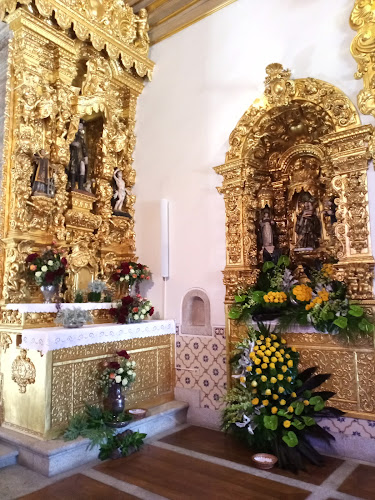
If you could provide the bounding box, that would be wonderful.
[305,288,330,311]
[263,291,287,304]
[283,420,291,428]
[287,406,294,413]
[246,365,252,372]
[292,284,313,302]
[271,406,278,414]
[262,399,269,406]
[256,368,262,374]
[251,398,259,405]
[322,263,334,278]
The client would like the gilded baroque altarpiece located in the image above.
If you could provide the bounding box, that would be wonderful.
[0,1,174,438]
[215,64,375,420]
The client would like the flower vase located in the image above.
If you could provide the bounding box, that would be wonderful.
[108,383,125,417]
[40,285,58,303]
[88,291,101,302]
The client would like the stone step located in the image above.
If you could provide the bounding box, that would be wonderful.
[0,443,18,469]
[0,400,188,477]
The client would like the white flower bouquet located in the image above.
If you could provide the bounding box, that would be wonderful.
[99,349,136,395]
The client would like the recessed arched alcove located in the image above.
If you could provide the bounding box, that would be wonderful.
[181,289,212,335]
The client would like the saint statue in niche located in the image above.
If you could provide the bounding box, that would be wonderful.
[113,168,130,215]
[68,120,88,191]
[258,206,277,255]
[295,193,321,250]
[31,149,54,197]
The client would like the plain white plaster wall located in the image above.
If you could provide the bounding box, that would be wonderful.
[133,0,375,326]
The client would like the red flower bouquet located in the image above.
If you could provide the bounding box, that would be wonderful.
[111,261,151,287]
[110,295,154,324]
[26,246,68,287]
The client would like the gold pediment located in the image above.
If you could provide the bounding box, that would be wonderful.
[0,0,154,80]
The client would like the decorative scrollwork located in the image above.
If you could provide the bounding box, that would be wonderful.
[11,349,36,393]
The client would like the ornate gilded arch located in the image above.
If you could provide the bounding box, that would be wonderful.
[215,64,373,303]
[215,64,375,420]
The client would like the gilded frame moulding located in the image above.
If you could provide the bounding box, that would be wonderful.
[214,63,375,419]
[0,0,154,80]
[350,0,375,116]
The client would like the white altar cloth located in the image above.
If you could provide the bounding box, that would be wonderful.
[6,302,115,313]
[20,320,176,354]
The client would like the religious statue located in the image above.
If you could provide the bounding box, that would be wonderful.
[68,120,88,191]
[113,168,130,213]
[295,194,321,250]
[31,149,53,197]
[323,198,337,225]
[258,207,277,255]
[135,8,150,49]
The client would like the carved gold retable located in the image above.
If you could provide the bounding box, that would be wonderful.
[0,2,176,439]
[215,64,375,420]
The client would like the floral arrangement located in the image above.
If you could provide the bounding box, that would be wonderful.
[223,324,343,471]
[87,280,107,302]
[55,308,93,329]
[110,295,154,324]
[99,350,136,395]
[229,256,373,342]
[112,261,151,287]
[26,246,68,287]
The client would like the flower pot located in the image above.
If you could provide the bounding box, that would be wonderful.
[252,311,280,322]
[64,322,84,329]
[88,291,101,302]
[40,285,58,303]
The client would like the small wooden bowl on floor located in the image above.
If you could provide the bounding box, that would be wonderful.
[251,453,278,470]
[128,408,147,420]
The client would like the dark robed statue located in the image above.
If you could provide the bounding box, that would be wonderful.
[295,194,321,250]
[68,120,88,191]
[31,149,53,196]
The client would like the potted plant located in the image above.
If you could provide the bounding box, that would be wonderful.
[26,246,68,302]
[87,280,107,302]
[55,308,93,328]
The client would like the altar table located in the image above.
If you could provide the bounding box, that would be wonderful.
[0,320,176,439]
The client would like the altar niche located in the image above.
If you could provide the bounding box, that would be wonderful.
[215,64,375,420]
[0,8,149,303]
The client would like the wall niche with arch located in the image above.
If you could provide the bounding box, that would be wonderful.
[181,289,212,336]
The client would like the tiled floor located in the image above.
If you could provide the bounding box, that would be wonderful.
[4,424,375,500]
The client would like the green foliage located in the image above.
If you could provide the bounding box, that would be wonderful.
[263,415,278,430]
[282,431,298,447]
[262,261,275,272]
[64,404,142,460]
[228,255,374,344]
[98,431,147,461]
[348,305,364,318]
[277,255,290,268]
[333,316,348,329]
[309,396,325,412]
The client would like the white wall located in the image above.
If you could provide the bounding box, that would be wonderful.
[133,0,375,326]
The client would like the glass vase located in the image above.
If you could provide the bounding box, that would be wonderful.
[40,285,57,303]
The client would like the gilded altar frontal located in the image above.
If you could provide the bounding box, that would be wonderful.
[215,63,375,421]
